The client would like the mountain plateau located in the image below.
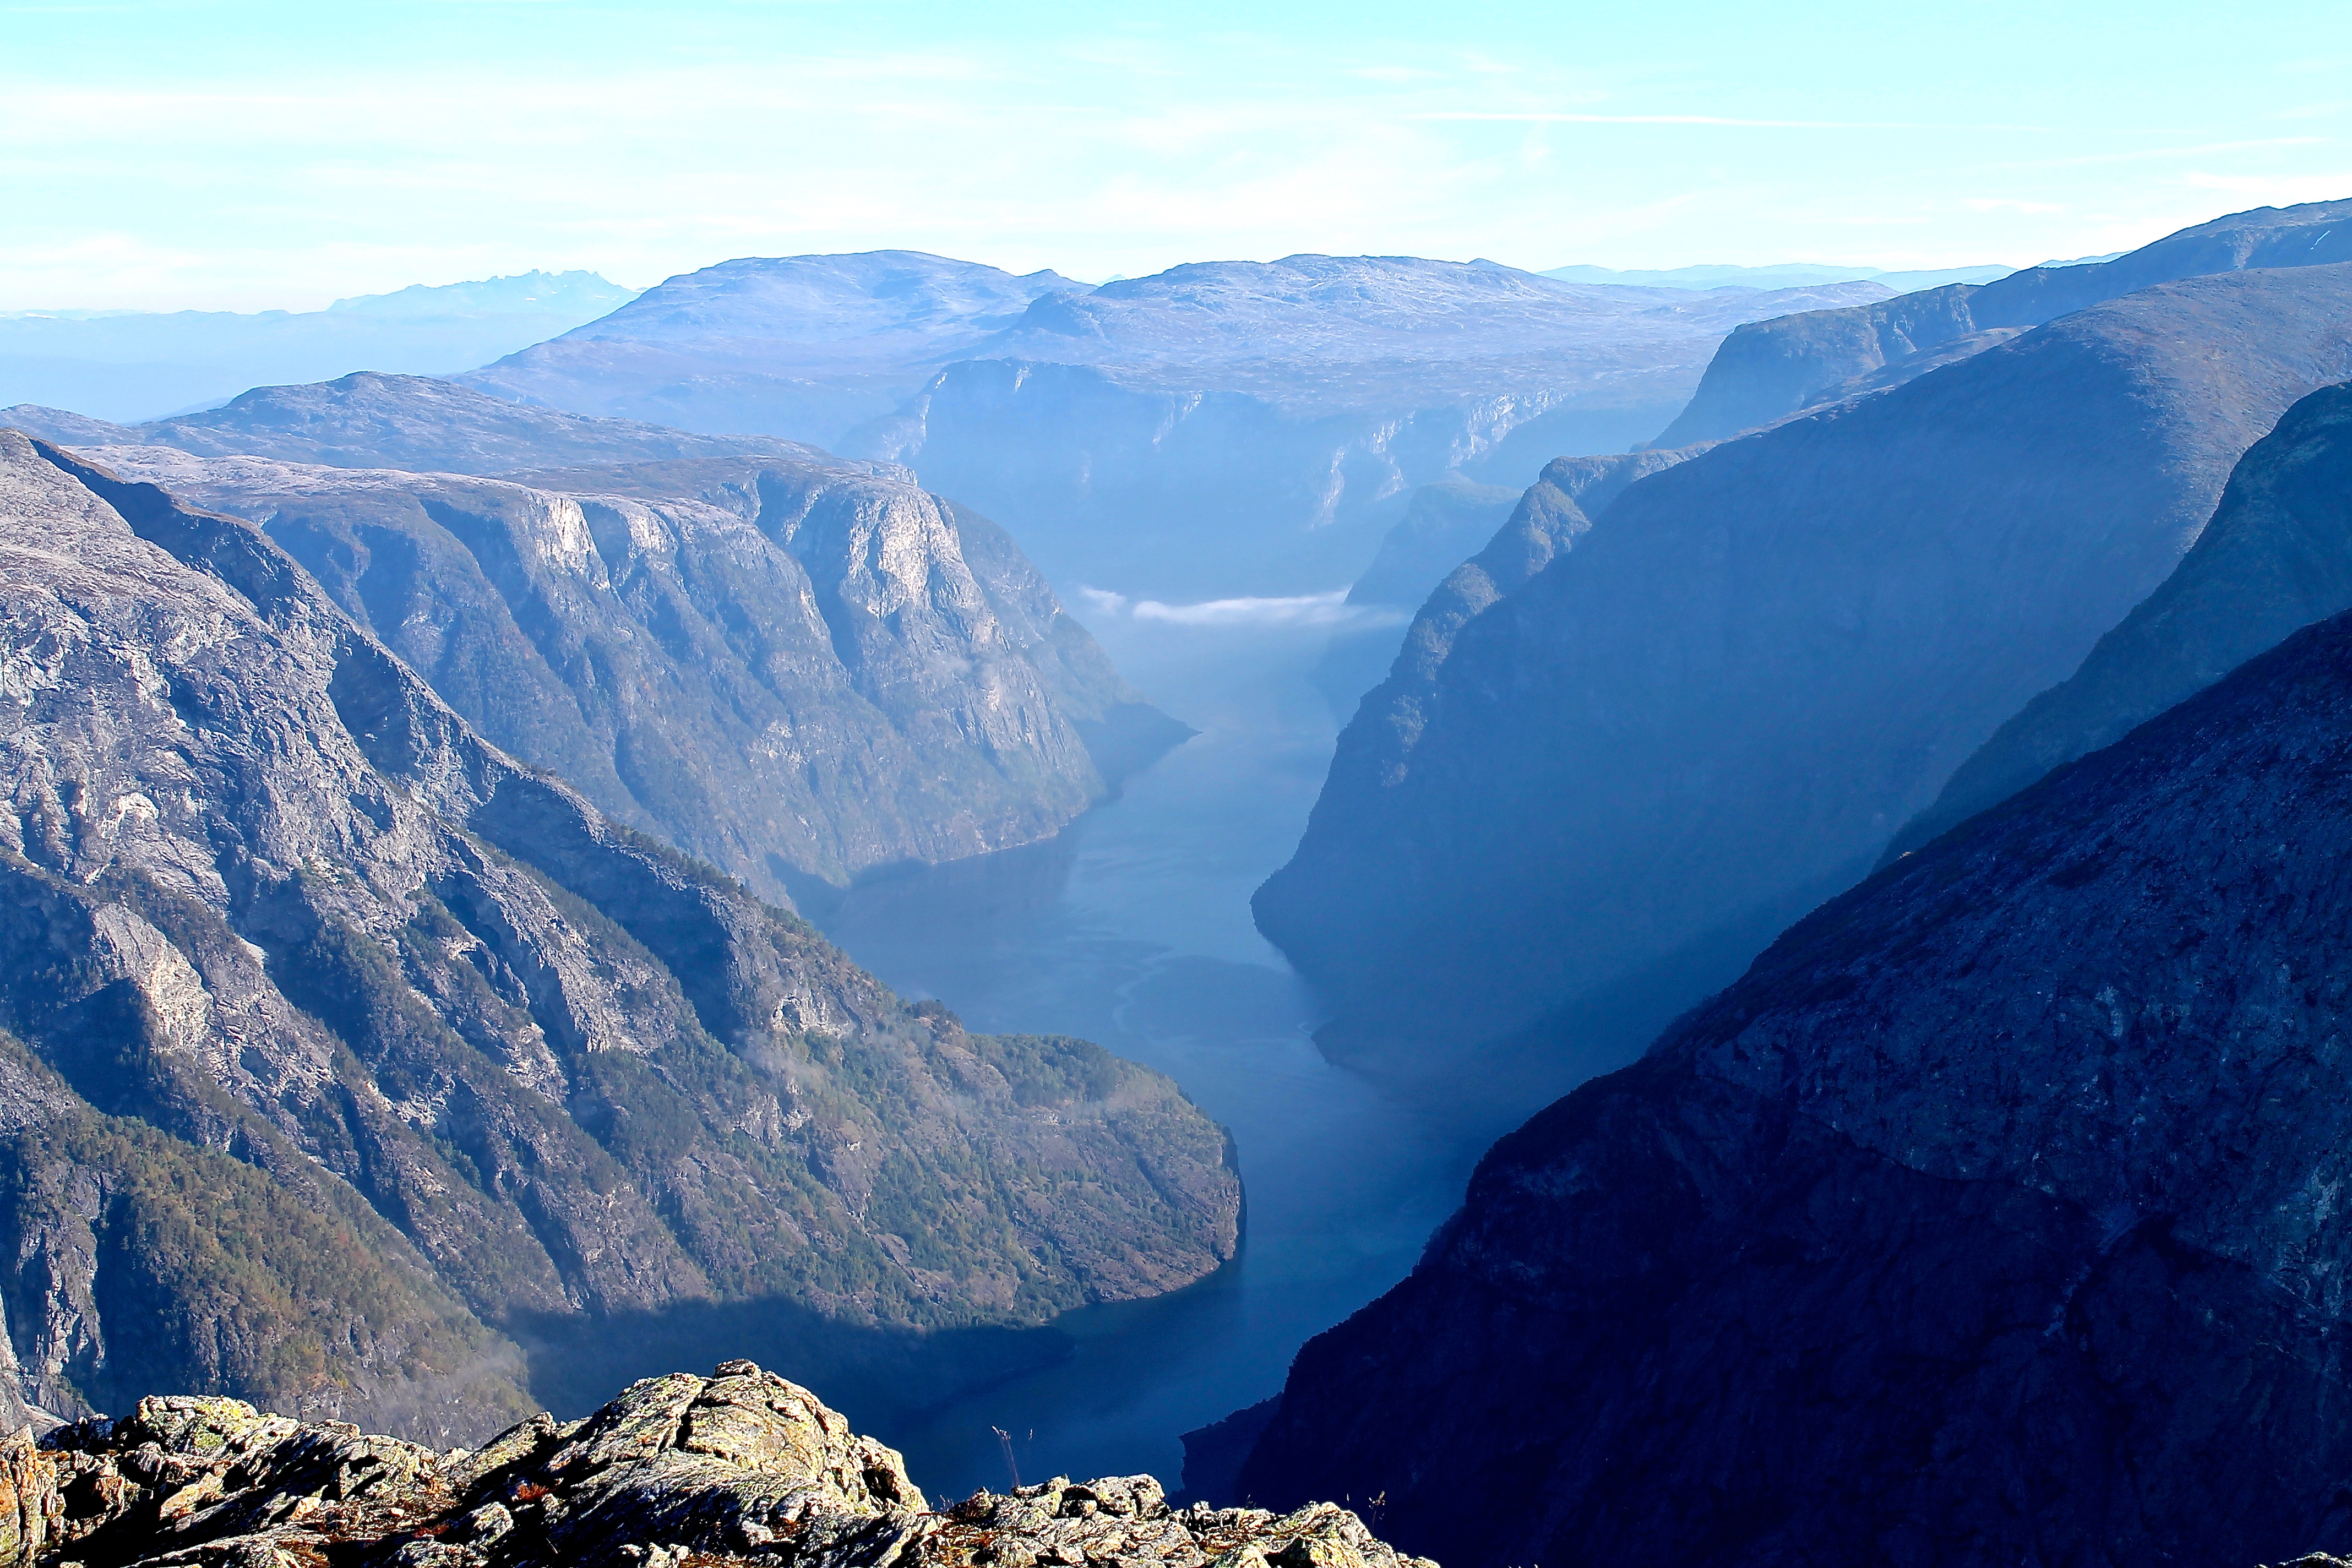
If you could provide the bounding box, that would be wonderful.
[461,253,1080,449]
[6,373,1183,897]
[846,256,1892,597]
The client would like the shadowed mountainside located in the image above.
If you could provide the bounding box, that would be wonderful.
[1258,262,2352,1065]
[1890,378,2352,858]
[1658,197,2352,445]
[1242,599,2352,1568]
[0,432,1237,1440]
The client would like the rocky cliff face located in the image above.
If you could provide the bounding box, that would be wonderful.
[1258,263,2352,1060]
[6,370,1178,896]
[845,258,1891,598]
[1658,196,2352,444]
[0,432,1238,1438]
[45,444,1156,899]
[1240,603,2352,1567]
[1891,379,2352,857]
[460,253,1081,449]
[0,1360,1429,1568]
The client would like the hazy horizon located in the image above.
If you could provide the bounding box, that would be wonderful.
[7,0,2346,312]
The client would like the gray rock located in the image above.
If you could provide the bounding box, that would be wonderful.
[48,444,1159,897]
[1241,602,2352,1567]
[0,432,1237,1435]
[0,1364,1430,1568]
[1257,262,2352,1065]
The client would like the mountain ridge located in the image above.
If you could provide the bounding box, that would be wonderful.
[1241,592,2352,1568]
[1258,260,2352,1064]
[0,431,1238,1439]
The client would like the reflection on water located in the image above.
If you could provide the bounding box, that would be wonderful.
[521,616,1495,1500]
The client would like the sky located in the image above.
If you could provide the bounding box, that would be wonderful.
[5,0,2350,311]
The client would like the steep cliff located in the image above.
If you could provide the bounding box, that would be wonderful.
[0,433,1238,1437]
[1242,602,2352,1568]
[1258,263,2352,1059]
[1891,379,2352,857]
[1658,196,2352,444]
[48,445,1154,899]
[6,369,1178,894]
[0,1361,1428,1568]
[846,258,1890,597]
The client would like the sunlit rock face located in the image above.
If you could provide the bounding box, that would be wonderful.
[0,433,1238,1440]
[1,1362,1429,1568]
[6,371,1180,901]
[1658,197,2352,447]
[56,445,1158,902]
[1242,603,2352,1568]
[847,257,1893,598]
[460,252,1085,448]
[1258,262,2352,1063]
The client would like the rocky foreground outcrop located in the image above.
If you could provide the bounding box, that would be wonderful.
[0,1363,1425,1568]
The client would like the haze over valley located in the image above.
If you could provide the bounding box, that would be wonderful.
[9,4,2352,1562]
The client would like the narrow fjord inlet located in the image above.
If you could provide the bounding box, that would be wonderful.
[9,13,2352,1566]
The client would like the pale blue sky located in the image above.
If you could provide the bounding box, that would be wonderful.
[6,0,2349,310]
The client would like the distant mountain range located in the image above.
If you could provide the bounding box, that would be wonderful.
[461,252,1081,450]
[842,258,1893,597]
[1660,202,2352,444]
[1541,259,2021,291]
[0,271,638,422]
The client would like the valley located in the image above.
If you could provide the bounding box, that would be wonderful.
[15,167,2352,1568]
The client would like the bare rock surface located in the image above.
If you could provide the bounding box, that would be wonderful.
[0,1363,1427,1568]
[0,432,1237,1438]
[1241,602,2352,1567]
[44,443,1159,897]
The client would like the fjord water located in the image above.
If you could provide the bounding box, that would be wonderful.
[803,611,1478,1499]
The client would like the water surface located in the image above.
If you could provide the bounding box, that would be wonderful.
[807,615,1489,1498]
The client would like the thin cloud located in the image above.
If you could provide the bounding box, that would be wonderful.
[1415,112,2071,132]
[1077,587,1408,630]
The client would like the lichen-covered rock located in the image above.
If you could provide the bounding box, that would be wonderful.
[5,1364,1425,1568]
